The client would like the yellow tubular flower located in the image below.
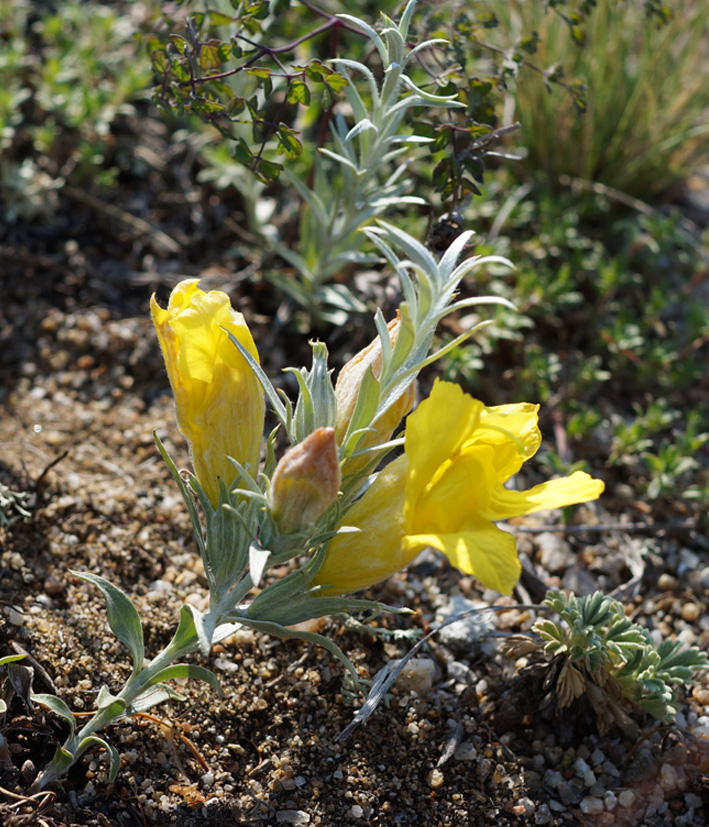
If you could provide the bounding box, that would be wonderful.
[151,279,265,506]
[315,379,605,596]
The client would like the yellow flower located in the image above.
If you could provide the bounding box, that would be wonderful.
[151,279,264,506]
[315,380,604,596]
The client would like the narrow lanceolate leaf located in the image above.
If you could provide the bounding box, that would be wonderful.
[96,685,120,709]
[0,654,26,667]
[147,664,224,697]
[153,432,206,558]
[76,736,121,782]
[167,604,203,655]
[32,693,76,738]
[175,604,212,658]
[124,684,185,716]
[72,572,144,676]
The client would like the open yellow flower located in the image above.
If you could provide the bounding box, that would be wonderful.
[314,379,604,596]
[151,279,264,506]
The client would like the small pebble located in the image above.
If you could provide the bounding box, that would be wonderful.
[693,687,709,706]
[659,762,678,791]
[513,796,535,816]
[603,791,617,811]
[5,606,24,626]
[349,805,363,819]
[397,658,435,696]
[534,804,553,825]
[681,602,701,622]
[618,790,635,807]
[657,572,677,591]
[43,576,64,595]
[579,796,603,815]
[427,768,444,789]
[454,742,478,761]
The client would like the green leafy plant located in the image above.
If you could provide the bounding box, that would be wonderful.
[534,590,708,733]
[0,480,33,527]
[0,0,155,220]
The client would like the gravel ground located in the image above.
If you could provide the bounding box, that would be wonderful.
[1,219,709,827]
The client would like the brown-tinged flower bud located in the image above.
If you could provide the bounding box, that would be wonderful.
[270,427,341,535]
[335,314,414,474]
[334,316,401,444]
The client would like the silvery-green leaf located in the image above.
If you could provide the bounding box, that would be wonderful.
[318,147,360,172]
[96,685,120,709]
[169,604,209,658]
[124,684,185,715]
[341,368,380,457]
[222,327,292,437]
[73,572,144,677]
[147,664,224,697]
[249,543,271,589]
[336,15,387,63]
[153,432,206,557]
[346,118,378,143]
[32,693,76,738]
[77,735,121,782]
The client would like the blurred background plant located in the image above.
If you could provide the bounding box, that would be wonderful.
[477,0,709,199]
[0,0,156,222]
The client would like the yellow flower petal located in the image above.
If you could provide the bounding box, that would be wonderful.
[403,522,522,595]
[313,456,411,596]
[404,380,483,519]
[474,402,541,481]
[483,470,605,521]
[411,448,491,533]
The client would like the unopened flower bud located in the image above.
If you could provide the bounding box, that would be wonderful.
[335,316,401,444]
[335,315,414,473]
[151,279,264,507]
[270,427,341,535]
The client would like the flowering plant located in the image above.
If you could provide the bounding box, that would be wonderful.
[25,3,607,794]
[29,218,603,791]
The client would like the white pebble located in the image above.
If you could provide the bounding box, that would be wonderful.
[618,790,636,807]
[660,762,678,791]
[603,790,617,811]
[397,658,435,696]
[579,797,604,815]
[348,805,363,819]
[6,607,24,627]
